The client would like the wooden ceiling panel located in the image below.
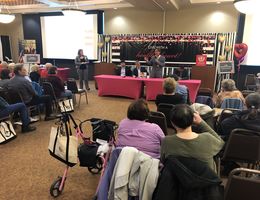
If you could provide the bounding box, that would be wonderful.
[0,0,43,6]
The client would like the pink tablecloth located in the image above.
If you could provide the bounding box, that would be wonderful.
[40,68,70,82]
[143,79,201,102]
[95,75,143,99]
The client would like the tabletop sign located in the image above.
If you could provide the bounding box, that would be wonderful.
[217,61,234,74]
[24,54,40,64]
[196,54,207,66]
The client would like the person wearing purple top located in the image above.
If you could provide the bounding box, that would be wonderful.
[117,99,165,159]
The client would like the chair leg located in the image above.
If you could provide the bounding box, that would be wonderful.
[78,94,82,108]
[85,91,88,104]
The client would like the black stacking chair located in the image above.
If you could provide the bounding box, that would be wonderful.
[225,168,260,200]
[67,79,88,107]
[147,111,168,135]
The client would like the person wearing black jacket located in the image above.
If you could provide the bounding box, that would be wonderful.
[153,156,223,200]
[115,60,132,77]
[132,60,149,78]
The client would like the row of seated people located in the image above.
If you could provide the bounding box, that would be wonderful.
[154,75,260,134]
[97,99,224,199]
[101,94,260,199]
[0,64,74,133]
[115,60,189,79]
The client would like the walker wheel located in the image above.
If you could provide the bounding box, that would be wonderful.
[88,157,103,174]
[50,176,63,197]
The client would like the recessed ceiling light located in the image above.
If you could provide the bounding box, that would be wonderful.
[114,7,118,10]
[217,1,221,4]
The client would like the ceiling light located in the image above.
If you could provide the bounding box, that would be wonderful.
[234,0,260,14]
[216,1,221,4]
[0,6,15,24]
[62,0,85,17]
[62,8,85,16]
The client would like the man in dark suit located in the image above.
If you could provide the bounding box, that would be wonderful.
[132,60,149,78]
[145,49,165,78]
[115,60,132,77]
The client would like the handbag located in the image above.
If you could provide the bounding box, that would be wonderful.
[48,120,78,167]
[0,121,16,144]
[59,99,74,113]
[90,118,117,142]
[78,142,99,167]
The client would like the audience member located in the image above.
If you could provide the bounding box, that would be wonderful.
[215,79,245,107]
[174,66,189,80]
[160,104,224,171]
[41,63,53,78]
[6,64,55,121]
[8,63,15,78]
[117,99,165,159]
[47,66,73,99]
[155,77,185,106]
[171,74,189,104]
[221,92,260,137]
[115,60,132,77]
[0,69,11,88]
[0,96,36,133]
[30,64,41,83]
[132,60,149,78]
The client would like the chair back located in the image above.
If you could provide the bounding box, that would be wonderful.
[67,79,79,93]
[225,168,260,200]
[157,103,175,128]
[147,111,168,135]
[197,87,212,97]
[244,74,257,90]
[223,128,260,164]
[220,98,243,110]
[195,95,214,108]
[42,82,57,101]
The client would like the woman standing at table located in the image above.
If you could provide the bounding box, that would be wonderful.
[75,49,90,90]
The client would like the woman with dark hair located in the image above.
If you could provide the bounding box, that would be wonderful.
[221,92,260,136]
[161,104,224,171]
[117,99,165,159]
[75,49,90,90]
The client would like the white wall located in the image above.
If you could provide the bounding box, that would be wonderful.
[104,4,239,34]
[104,9,164,34]
[0,14,24,62]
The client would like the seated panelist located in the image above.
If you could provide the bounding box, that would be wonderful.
[115,60,132,77]
[132,60,149,78]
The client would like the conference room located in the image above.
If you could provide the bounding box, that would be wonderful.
[1,0,260,199]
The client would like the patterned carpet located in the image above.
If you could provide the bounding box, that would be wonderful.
[0,81,157,200]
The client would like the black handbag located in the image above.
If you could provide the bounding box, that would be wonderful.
[90,118,117,142]
[78,142,99,167]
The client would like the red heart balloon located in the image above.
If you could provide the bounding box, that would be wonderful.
[234,43,248,60]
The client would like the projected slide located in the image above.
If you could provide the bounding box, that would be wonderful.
[41,15,98,59]
[243,13,260,66]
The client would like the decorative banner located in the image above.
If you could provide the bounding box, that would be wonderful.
[196,54,207,66]
[110,34,216,65]
[18,40,37,63]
